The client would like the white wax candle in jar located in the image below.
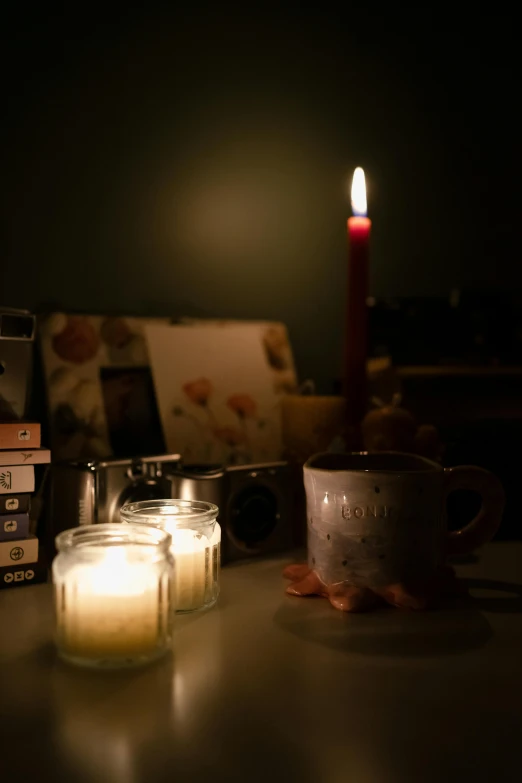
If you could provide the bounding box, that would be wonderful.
[120,500,220,613]
[53,524,174,668]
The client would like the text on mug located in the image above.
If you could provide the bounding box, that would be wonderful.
[341,505,392,519]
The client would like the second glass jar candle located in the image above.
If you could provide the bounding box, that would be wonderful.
[120,499,220,613]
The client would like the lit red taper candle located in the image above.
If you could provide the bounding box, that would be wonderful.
[344,167,371,432]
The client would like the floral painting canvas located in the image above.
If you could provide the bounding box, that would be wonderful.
[178,318,298,396]
[145,322,286,465]
[38,313,169,460]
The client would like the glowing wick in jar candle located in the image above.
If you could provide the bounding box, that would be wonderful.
[61,550,160,657]
[53,524,173,667]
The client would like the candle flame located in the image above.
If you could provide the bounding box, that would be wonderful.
[351,167,367,217]
[82,547,152,596]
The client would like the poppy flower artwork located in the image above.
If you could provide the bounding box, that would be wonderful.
[178,318,298,395]
[182,378,214,407]
[226,394,257,419]
[39,313,297,464]
[146,322,287,465]
[38,313,170,460]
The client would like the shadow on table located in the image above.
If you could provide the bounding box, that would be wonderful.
[461,577,522,613]
[273,578,522,658]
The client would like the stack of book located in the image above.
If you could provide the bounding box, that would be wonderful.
[0,422,50,590]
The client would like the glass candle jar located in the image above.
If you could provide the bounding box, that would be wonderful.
[120,500,220,613]
[53,523,174,669]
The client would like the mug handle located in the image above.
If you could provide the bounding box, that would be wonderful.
[444,466,505,556]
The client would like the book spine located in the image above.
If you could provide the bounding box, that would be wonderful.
[0,449,51,466]
[0,493,31,514]
[0,557,47,590]
[0,534,38,567]
[0,513,30,541]
[0,466,35,494]
[0,423,41,450]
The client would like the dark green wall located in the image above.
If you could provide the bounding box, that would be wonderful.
[1,8,517,391]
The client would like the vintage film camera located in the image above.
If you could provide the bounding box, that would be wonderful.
[50,454,182,539]
[0,307,35,420]
[50,456,293,563]
[167,461,293,563]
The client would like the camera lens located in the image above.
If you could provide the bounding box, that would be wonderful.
[119,480,167,508]
[229,485,278,548]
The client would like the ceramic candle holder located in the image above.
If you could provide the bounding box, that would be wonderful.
[120,499,220,613]
[281,395,347,463]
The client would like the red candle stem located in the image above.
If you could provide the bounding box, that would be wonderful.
[345,216,371,432]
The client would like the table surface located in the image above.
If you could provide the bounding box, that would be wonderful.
[1,544,522,783]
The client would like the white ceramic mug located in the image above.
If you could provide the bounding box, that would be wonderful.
[304,452,505,590]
